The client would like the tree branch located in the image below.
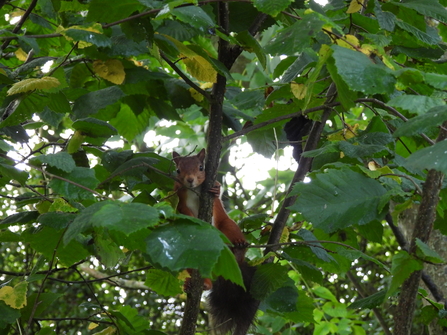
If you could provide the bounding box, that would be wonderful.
[394,121,447,335]
[264,83,336,256]
[160,53,212,102]
[1,0,38,51]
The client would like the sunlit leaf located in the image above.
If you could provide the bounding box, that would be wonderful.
[144,269,182,297]
[7,77,60,95]
[93,59,125,85]
[347,0,364,14]
[182,55,217,83]
[0,281,27,309]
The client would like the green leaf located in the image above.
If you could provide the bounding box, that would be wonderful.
[144,269,182,297]
[289,169,388,233]
[171,6,215,31]
[393,106,447,138]
[253,0,292,17]
[388,94,445,116]
[64,29,112,48]
[349,290,386,309]
[265,14,325,55]
[47,92,71,113]
[64,201,159,244]
[314,286,337,303]
[109,156,158,180]
[72,118,118,138]
[145,219,226,278]
[331,45,396,95]
[148,97,180,121]
[282,252,323,284]
[1,94,47,128]
[393,0,447,24]
[336,247,389,272]
[387,251,423,296]
[357,220,383,243]
[406,140,447,175]
[114,305,150,334]
[23,226,89,266]
[235,31,267,70]
[72,86,125,119]
[251,263,289,300]
[38,212,77,230]
[425,72,447,90]
[20,293,62,321]
[395,20,440,45]
[415,238,444,263]
[87,0,143,23]
[0,163,28,185]
[279,50,317,83]
[327,54,356,110]
[338,141,388,158]
[110,104,150,142]
[49,167,99,200]
[264,285,298,313]
[0,211,39,229]
[374,0,396,31]
[0,301,20,329]
[32,152,76,173]
[246,126,278,158]
[298,229,335,263]
[95,233,124,267]
[287,293,315,323]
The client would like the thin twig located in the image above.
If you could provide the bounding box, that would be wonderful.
[160,53,212,101]
[1,0,38,50]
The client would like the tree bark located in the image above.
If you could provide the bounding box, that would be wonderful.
[394,122,447,335]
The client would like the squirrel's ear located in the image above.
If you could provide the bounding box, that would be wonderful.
[173,151,180,164]
[198,148,206,160]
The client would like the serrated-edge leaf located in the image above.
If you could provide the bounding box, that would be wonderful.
[289,169,388,233]
[415,238,445,263]
[387,251,423,296]
[396,20,440,45]
[393,106,447,138]
[349,290,386,309]
[7,77,60,95]
[406,139,447,175]
[34,152,76,173]
[253,0,293,17]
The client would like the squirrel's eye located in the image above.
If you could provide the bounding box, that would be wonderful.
[176,169,180,174]
[199,165,204,171]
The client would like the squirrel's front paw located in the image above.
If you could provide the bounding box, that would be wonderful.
[232,239,249,249]
[209,185,221,197]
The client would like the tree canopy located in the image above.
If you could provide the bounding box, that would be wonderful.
[1,0,447,334]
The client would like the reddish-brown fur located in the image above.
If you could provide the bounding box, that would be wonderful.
[172,149,248,289]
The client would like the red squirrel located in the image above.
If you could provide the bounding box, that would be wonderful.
[173,149,248,263]
[173,149,258,335]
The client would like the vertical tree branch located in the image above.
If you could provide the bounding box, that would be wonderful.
[179,3,229,335]
[179,5,269,334]
[394,122,447,335]
[265,83,336,255]
[1,0,38,51]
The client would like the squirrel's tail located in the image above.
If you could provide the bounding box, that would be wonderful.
[207,262,259,335]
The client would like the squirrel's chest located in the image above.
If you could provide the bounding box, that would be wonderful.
[186,188,200,218]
